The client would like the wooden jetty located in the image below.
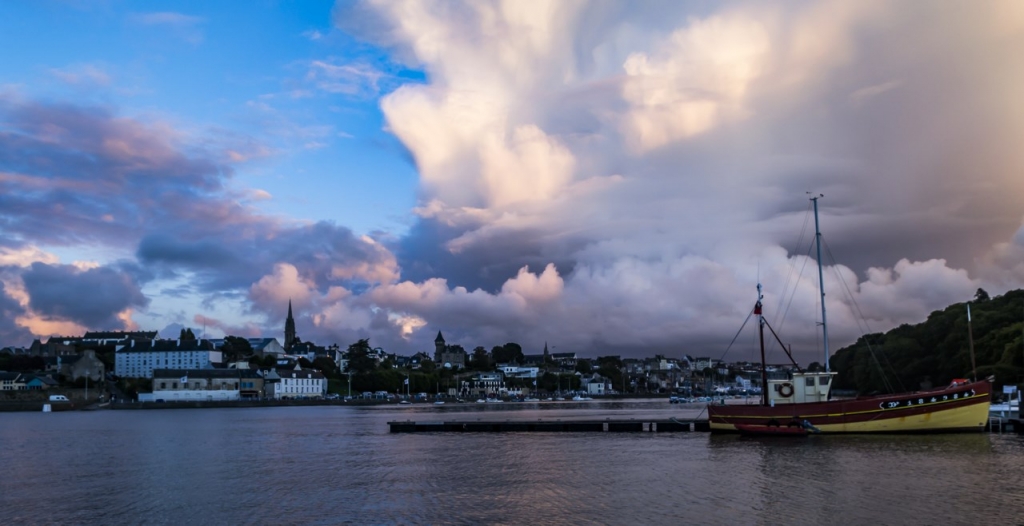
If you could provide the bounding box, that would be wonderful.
[388,419,711,433]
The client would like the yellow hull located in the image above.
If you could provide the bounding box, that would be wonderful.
[710,399,991,433]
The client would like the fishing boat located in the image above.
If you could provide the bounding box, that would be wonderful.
[708,196,992,434]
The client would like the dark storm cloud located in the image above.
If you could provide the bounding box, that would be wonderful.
[21,262,149,328]
[394,216,578,292]
[137,220,396,293]
[0,280,31,344]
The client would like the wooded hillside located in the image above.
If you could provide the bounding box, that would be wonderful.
[830,289,1024,394]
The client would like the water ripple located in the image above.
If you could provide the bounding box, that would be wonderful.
[1,402,1023,524]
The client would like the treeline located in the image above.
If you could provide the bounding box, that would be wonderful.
[830,288,1024,394]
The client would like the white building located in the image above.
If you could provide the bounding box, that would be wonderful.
[585,374,607,396]
[140,369,263,401]
[496,364,540,379]
[115,339,222,379]
[266,368,326,399]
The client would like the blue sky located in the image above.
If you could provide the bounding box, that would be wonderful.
[1,1,419,236]
[2,1,1023,363]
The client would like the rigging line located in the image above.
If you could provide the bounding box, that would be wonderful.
[770,237,815,356]
[763,202,813,362]
[716,307,755,363]
[774,201,814,317]
[822,245,898,392]
[821,237,904,393]
[821,239,896,393]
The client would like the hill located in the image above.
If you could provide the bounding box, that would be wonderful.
[830,288,1024,394]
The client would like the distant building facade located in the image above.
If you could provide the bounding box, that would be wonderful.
[57,349,105,382]
[265,368,326,399]
[433,331,467,369]
[145,369,263,401]
[115,339,222,379]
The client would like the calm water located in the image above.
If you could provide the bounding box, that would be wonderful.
[2,400,1023,525]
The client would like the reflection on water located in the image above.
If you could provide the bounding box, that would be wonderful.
[2,400,1023,524]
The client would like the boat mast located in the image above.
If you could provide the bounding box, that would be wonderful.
[756,283,768,407]
[968,303,977,382]
[811,195,831,372]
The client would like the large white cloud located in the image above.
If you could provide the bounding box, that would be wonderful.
[324,0,1024,361]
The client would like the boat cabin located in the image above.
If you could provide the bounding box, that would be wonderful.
[767,371,836,405]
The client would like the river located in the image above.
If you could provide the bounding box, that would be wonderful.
[2,399,1022,525]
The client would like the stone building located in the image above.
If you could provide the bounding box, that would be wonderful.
[433,331,467,369]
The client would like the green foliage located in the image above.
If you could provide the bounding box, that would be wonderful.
[469,346,490,371]
[575,359,593,374]
[221,336,253,362]
[312,356,339,379]
[831,289,1024,393]
[492,343,524,364]
[179,328,197,340]
[345,339,377,374]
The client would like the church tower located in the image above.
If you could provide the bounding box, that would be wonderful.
[284,300,296,351]
[434,331,446,362]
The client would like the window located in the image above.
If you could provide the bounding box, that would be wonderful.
[820,377,831,386]
[805,377,816,387]
[173,382,178,389]
[160,382,166,389]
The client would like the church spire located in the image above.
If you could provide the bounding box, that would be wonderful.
[285,299,296,351]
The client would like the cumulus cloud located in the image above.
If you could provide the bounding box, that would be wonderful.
[344,0,1024,360]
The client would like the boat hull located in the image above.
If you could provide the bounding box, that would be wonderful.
[708,380,992,434]
[735,423,809,437]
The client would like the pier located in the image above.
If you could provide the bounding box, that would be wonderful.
[387,419,711,433]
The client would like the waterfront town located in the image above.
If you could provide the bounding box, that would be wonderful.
[0,302,798,409]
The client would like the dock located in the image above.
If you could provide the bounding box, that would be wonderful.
[389,417,1024,434]
[387,419,711,433]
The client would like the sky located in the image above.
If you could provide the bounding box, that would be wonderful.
[2,0,1024,366]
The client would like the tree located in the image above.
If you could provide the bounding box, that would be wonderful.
[420,359,437,373]
[312,356,339,378]
[975,288,990,302]
[179,328,197,341]
[575,359,593,374]
[221,335,253,362]
[493,343,524,364]
[470,346,490,371]
[345,339,377,374]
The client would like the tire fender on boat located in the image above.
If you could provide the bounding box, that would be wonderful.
[778,382,794,397]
